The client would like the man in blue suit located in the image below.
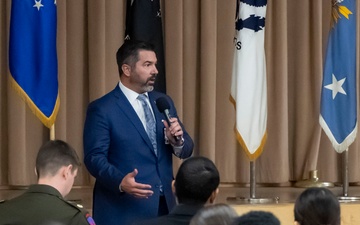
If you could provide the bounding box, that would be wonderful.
[83,40,194,225]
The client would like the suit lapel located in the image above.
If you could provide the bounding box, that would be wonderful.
[112,86,156,155]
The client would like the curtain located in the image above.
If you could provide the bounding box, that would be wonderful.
[1,0,359,187]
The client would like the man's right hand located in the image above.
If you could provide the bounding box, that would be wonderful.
[119,169,154,198]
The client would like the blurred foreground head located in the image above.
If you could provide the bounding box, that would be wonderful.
[174,156,220,205]
[190,203,237,225]
[294,187,340,225]
[232,211,280,225]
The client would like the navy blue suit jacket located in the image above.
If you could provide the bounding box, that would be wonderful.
[83,85,194,225]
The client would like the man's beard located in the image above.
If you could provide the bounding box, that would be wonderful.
[144,75,156,92]
[144,85,154,92]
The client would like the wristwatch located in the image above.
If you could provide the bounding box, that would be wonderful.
[171,136,185,147]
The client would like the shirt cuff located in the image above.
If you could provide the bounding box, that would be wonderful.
[172,137,184,157]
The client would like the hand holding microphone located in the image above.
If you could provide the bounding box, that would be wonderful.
[156,97,183,144]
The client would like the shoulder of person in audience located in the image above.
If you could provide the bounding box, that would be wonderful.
[65,200,96,225]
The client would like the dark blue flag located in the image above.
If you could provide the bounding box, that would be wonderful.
[320,0,357,153]
[125,0,166,93]
[9,0,59,128]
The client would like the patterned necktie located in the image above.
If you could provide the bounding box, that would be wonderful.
[137,94,157,156]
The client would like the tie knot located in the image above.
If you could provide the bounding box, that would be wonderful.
[137,94,148,102]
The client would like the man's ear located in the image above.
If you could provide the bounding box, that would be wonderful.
[121,64,131,77]
[209,188,219,204]
[171,180,176,195]
[294,221,301,225]
[63,164,73,179]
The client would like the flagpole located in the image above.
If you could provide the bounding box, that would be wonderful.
[337,149,360,202]
[227,159,279,204]
[50,124,55,140]
[342,149,349,197]
[246,160,278,203]
[250,161,256,198]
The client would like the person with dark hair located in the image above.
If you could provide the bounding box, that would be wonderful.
[294,187,340,225]
[189,203,238,225]
[83,39,194,225]
[133,156,220,225]
[232,211,280,225]
[0,140,94,225]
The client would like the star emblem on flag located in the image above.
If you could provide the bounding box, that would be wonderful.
[324,74,347,99]
[33,0,44,11]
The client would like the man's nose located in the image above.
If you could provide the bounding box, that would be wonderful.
[153,65,158,75]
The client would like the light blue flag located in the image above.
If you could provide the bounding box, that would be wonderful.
[320,0,357,153]
[9,0,59,128]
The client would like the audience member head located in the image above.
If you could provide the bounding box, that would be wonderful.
[116,39,156,76]
[294,187,340,225]
[35,140,81,197]
[173,156,220,205]
[232,211,280,225]
[190,203,238,225]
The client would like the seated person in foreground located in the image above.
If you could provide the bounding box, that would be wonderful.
[189,203,238,225]
[294,187,340,225]
[0,140,95,225]
[232,211,280,225]
[133,156,220,225]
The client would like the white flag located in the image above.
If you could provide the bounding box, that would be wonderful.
[231,0,267,160]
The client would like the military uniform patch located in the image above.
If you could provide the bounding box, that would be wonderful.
[86,213,96,225]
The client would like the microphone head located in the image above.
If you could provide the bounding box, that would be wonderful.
[156,97,170,113]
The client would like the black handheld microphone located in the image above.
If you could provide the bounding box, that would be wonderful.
[156,97,181,141]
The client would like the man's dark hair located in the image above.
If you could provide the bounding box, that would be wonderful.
[294,187,340,225]
[35,140,81,178]
[174,156,220,204]
[116,40,155,75]
[232,211,280,225]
